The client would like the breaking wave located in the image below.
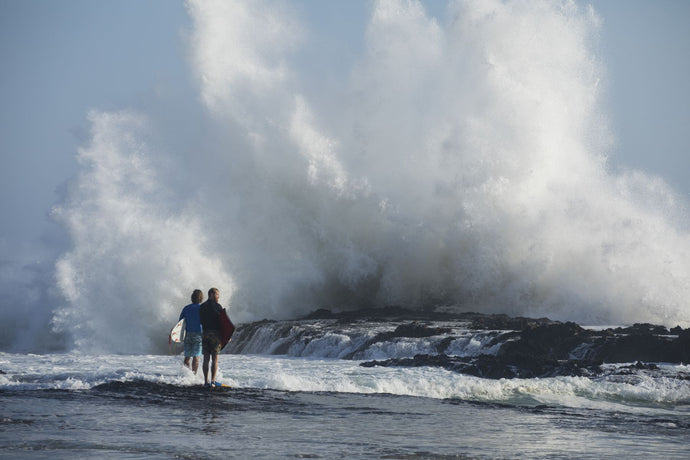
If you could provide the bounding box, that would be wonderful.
[17,0,690,353]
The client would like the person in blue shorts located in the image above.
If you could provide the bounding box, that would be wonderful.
[178,289,204,374]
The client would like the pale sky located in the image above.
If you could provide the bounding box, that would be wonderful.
[0,0,688,262]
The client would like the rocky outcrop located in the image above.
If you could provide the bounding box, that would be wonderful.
[593,326,690,363]
[359,314,690,379]
[230,307,689,379]
[361,353,603,379]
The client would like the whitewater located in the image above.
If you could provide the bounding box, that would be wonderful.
[2,0,690,458]
[1,349,689,459]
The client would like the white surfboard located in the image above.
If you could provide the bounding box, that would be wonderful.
[169,318,186,344]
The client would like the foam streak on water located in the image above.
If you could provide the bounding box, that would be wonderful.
[1,353,688,412]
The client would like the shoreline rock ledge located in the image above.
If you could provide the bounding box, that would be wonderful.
[231,307,689,379]
[358,312,690,379]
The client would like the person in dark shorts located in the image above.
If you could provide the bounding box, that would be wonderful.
[178,289,204,374]
[200,287,224,386]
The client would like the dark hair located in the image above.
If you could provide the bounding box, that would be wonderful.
[208,287,219,297]
[191,289,204,304]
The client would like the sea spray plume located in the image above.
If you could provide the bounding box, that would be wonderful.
[50,0,690,355]
[185,0,375,318]
[206,1,688,323]
[435,0,690,325]
[184,0,470,316]
[52,111,234,353]
[186,0,303,118]
[186,0,689,326]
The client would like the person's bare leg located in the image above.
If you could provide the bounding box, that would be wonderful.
[183,357,191,369]
[202,353,211,384]
[191,356,199,374]
[211,354,219,383]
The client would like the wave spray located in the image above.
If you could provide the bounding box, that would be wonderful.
[51,0,690,353]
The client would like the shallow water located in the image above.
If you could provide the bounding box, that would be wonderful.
[1,353,688,459]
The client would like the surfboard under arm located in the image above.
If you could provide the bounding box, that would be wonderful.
[219,309,235,350]
[169,318,186,344]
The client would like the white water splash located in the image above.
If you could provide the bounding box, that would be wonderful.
[50,0,689,353]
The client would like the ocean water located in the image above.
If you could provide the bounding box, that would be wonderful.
[2,1,690,457]
[2,351,689,459]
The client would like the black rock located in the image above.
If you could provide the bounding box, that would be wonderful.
[233,307,689,379]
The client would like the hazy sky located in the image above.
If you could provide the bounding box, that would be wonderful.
[0,0,688,262]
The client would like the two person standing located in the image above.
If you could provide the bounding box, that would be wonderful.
[178,287,230,387]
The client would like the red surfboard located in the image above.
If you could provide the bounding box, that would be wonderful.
[219,308,235,350]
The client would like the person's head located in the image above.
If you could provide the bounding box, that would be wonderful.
[208,288,220,302]
[191,289,204,304]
